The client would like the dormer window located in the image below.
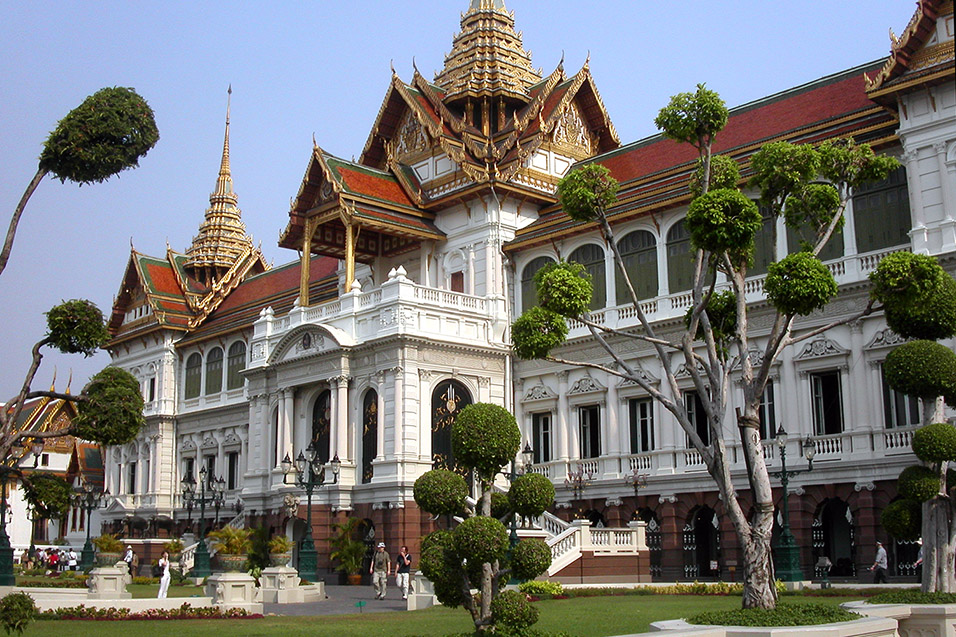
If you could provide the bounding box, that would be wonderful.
[123,304,152,325]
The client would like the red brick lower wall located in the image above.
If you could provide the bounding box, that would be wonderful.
[552,550,651,585]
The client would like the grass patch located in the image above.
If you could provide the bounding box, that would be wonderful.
[866,590,956,605]
[688,603,861,627]
[17,593,866,636]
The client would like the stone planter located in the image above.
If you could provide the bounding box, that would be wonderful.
[649,616,897,636]
[215,554,248,572]
[346,573,362,586]
[843,601,956,637]
[268,552,292,567]
[95,552,122,567]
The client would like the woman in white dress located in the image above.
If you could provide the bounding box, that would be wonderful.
[157,551,171,599]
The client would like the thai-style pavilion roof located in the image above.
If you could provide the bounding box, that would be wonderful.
[508,61,898,251]
[864,0,954,104]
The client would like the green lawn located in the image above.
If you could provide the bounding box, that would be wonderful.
[20,593,865,637]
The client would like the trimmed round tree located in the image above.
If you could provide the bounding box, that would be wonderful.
[413,401,554,633]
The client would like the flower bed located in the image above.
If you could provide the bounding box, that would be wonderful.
[38,602,262,621]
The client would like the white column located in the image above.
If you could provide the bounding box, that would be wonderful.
[556,371,570,461]
[901,148,929,254]
[657,236,669,296]
[606,379,620,459]
[335,376,350,460]
[419,369,431,462]
[467,245,476,295]
[934,142,956,252]
[375,372,386,461]
[485,239,495,296]
[393,366,405,458]
[604,246,616,307]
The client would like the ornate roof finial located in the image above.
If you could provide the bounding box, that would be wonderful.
[183,87,255,286]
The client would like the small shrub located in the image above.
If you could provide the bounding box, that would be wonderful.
[267,535,293,554]
[0,592,37,635]
[518,580,564,597]
[92,533,124,553]
[206,526,252,555]
[688,603,860,626]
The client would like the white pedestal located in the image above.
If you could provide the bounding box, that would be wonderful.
[259,566,325,604]
[87,566,132,600]
[406,572,437,611]
[205,572,263,614]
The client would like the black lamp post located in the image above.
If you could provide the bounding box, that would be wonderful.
[769,425,815,582]
[71,479,109,571]
[565,463,593,518]
[182,476,195,534]
[0,463,18,586]
[181,466,224,577]
[282,443,339,582]
[506,442,534,550]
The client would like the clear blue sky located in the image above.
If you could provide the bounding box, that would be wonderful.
[0,1,916,397]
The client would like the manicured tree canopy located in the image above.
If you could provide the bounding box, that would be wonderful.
[535,261,593,317]
[22,472,71,520]
[765,251,838,316]
[73,367,146,445]
[748,141,820,214]
[784,183,843,237]
[654,83,728,150]
[898,465,941,503]
[45,299,109,356]
[555,163,618,222]
[511,307,568,360]
[491,589,539,630]
[870,252,956,341]
[690,155,739,199]
[881,499,922,542]
[912,423,956,464]
[510,538,552,581]
[39,86,159,184]
[451,403,520,480]
[685,188,761,255]
[883,340,956,402]
[452,515,509,565]
[508,472,556,518]
[413,469,468,516]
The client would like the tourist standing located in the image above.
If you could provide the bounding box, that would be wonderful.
[370,542,391,599]
[870,541,888,583]
[395,545,412,600]
[67,548,78,571]
[157,551,171,599]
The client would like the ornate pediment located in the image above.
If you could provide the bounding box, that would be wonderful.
[180,439,196,452]
[567,375,606,396]
[617,365,659,387]
[550,102,595,157]
[865,328,909,351]
[794,337,848,361]
[521,383,558,403]
[393,109,430,160]
[675,361,707,378]
[201,437,218,450]
[269,324,354,365]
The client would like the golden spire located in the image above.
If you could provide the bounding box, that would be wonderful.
[184,86,255,286]
[434,0,541,102]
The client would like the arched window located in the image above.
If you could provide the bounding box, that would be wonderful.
[204,348,223,395]
[568,244,606,310]
[666,220,694,294]
[311,390,332,464]
[853,166,910,253]
[520,256,555,311]
[361,390,377,484]
[786,220,843,261]
[184,353,202,399]
[431,379,473,474]
[616,230,658,303]
[226,341,246,390]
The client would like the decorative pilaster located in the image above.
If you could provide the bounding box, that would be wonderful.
[556,371,570,461]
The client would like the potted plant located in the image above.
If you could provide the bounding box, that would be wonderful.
[91,533,124,566]
[267,535,294,567]
[162,538,184,561]
[329,517,366,585]
[207,526,252,572]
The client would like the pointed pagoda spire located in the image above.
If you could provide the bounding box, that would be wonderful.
[434,0,541,103]
[184,86,255,287]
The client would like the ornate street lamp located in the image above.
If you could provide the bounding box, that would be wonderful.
[283,443,339,582]
[624,468,648,496]
[0,462,18,586]
[71,479,109,570]
[769,425,815,582]
[565,463,593,517]
[181,466,224,577]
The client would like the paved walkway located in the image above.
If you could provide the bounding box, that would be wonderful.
[263,582,408,616]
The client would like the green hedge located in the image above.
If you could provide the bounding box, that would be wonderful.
[688,603,860,626]
[867,590,956,605]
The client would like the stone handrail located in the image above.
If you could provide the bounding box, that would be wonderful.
[545,520,646,576]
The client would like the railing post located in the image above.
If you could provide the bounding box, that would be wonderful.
[571,519,591,551]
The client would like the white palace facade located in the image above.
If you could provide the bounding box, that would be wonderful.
[101,0,955,581]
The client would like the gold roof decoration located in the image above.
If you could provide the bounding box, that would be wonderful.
[434,0,543,102]
[184,86,257,287]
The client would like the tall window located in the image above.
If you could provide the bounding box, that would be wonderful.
[882,364,920,428]
[532,412,552,463]
[616,230,658,303]
[312,390,332,464]
[203,455,216,486]
[685,391,709,446]
[227,341,246,390]
[148,377,156,402]
[127,462,136,495]
[810,371,843,435]
[751,205,776,276]
[628,398,655,453]
[362,390,378,484]
[183,457,195,482]
[579,405,601,458]
[432,380,473,473]
[520,256,555,311]
[569,244,606,310]
[205,347,223,395]
[184,353,202,399]
[450,271,465,293]
[667,220,694,293]
[227,451,240,490]
[758,382,777,440]
[854,166,910,253]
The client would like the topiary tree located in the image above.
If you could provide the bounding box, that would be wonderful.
[872,252,956,593]
[413,402,554,633]
[2,86,158,277]
[0,299,146,464]
[0,591,37,635]
[512,84,902,610]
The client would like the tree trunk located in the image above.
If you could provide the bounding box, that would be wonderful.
[922,463,956,593]
[740,527,778,608]
[1,167,47,277]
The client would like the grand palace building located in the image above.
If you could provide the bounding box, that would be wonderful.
[99,0,955,581]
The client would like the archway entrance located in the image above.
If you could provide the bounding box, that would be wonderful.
[813,498,855,577]
[431,379,473,474]
[683,506,720,579]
